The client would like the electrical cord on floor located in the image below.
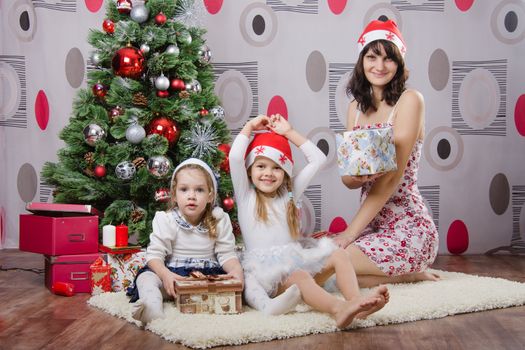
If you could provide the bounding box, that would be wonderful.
[0,264,44,274]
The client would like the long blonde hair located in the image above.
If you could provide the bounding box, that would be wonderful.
[169,164,218,239]
[251,172,300,240]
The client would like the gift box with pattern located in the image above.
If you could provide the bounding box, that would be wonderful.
[106,251,146,292]
[336,125,397,176]
[174,277,243,314]
[90,256,111,295]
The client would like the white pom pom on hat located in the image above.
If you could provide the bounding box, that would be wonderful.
[212,206,225,220]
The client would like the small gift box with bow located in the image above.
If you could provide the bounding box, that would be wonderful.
[174,271,243,314]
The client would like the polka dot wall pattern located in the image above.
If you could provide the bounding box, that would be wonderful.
[1,1,524,255]
[17,163,38,203]
[515,94,525,136]
[34,90,49,130]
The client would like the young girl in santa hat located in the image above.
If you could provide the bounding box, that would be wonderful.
[128,158,243,324]
[229,114,388,328]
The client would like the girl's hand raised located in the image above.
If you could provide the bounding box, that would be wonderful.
[268,114,292,136]
[249,115,271,131]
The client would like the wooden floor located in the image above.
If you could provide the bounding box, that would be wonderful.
[0,250,524,350]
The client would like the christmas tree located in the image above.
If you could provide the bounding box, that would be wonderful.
[42,0,236,246]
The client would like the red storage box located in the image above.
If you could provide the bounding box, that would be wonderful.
[45,253,100,293]
[19,203,99,255]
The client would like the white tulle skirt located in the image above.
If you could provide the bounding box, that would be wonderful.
[241,237,337,296]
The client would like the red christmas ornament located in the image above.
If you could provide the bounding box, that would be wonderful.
[222,196,235,212]
[156,90,169,98]
[92,82,108,98]
[112,46,145,79]
[170,78,186,91]
[102,19,115,34]
[108,106,123,123]
[199,108,209,117]
[147,116,180,146]
[154,188,170,202]
[155,12,167,25]
[218,143,231,173]
[94,165,107,178]
[117,0,133,14]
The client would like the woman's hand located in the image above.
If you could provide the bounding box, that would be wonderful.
[342,173,383,189]
[332,233,356,249]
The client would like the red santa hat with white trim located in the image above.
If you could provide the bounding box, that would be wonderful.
[357,19,407,57]
[245,131,293,177]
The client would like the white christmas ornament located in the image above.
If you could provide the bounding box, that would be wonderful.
[126,124,146,144]
[155,74,170,91]
[165,44,180,56]
[130,4,149,23]
[115,161,136,180]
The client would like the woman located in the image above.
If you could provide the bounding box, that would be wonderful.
[334,20,439,287]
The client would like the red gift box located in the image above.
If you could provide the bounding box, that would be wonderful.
[19,202,99,255]
[90,256,111,295]
[45,253,100,293]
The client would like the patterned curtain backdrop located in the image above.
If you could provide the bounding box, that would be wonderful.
[1,0,524,254]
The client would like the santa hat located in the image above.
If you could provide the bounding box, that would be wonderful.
[357,19,407,57]
[245,132,293,177]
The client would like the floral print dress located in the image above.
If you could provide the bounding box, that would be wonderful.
[352,113,439,276]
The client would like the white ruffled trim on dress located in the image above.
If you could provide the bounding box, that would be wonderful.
[241,237,337,295]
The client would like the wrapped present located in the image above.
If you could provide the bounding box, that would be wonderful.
[336,125,397,176]
[90,256,111,295]
[107,251,146,292]
[174,273,243,314]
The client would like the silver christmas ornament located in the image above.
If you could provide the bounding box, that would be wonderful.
[147,155,172,178]
[185,79,202,93]
[115,161,136,180]
[130,4,149,23]
[90,52,101,65]
[83,123,106,146]
[140,43,150,54]
[155,74,170,91]
[165,44,180,56]
[210,105,225,119]
[125,124,146,144]
[198,45,212,64]
[179,31,192,45]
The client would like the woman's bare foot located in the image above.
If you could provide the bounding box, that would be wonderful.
[355,285,389,319]
[333,295,379,329]
[408,271,440,283]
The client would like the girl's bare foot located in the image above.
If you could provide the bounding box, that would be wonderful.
[334,295,379,329]
[356,285,389,319]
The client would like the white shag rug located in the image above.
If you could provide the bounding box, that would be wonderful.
[88,269,525,349]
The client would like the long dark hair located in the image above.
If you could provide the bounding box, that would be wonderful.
[346,39,408,113]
